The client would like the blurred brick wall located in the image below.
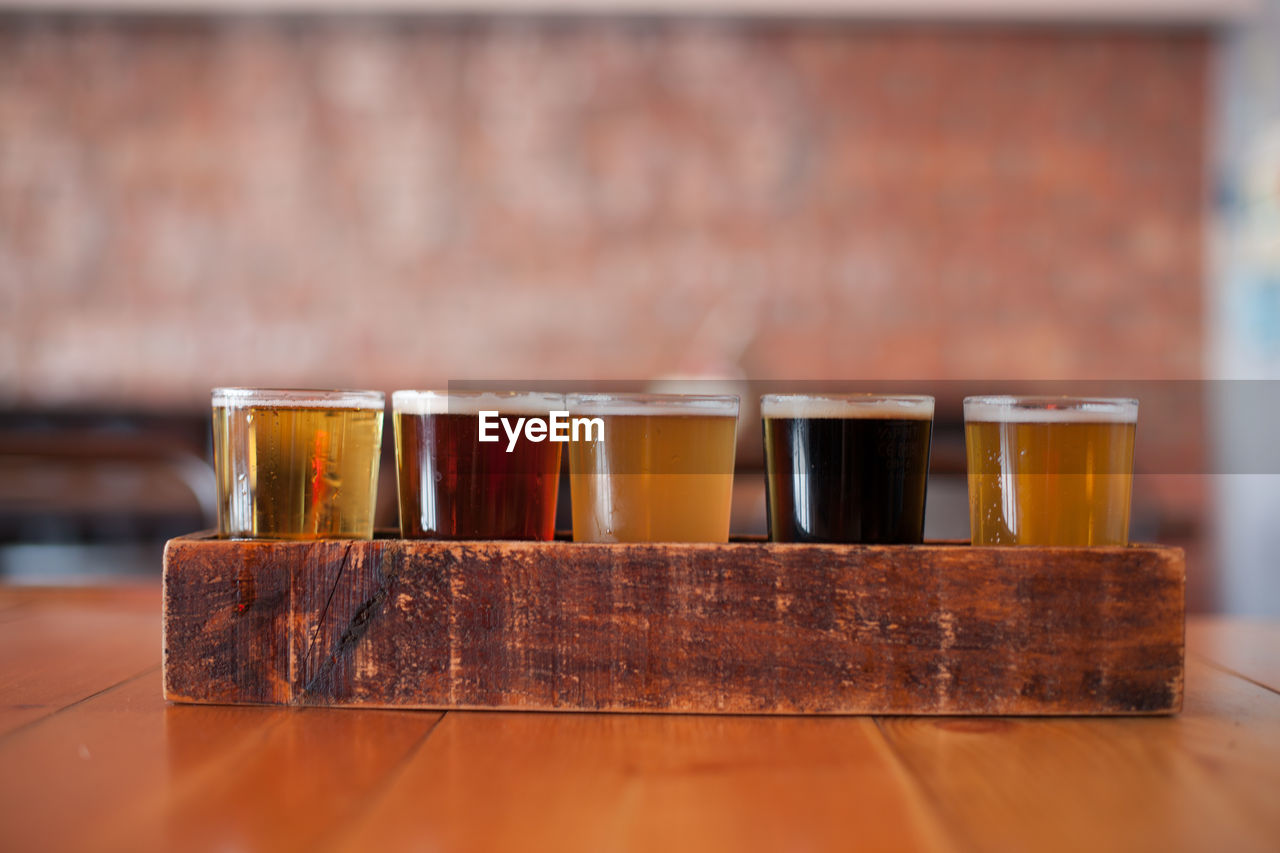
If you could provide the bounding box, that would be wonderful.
[0,18,1206,408]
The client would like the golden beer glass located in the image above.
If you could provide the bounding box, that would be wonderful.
[567,393,739,543]
[212,388,384,540]
[964,396,1137,546]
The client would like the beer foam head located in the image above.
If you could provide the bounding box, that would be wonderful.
[392,390,566,416]
[212,388,385,410]
[566,393,740,417]
[760,394,934,420]
[963,396,1139,424]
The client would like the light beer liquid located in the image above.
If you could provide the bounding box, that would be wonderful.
[214,404,383,539]
[568,413,737,543]
[965,418,1136,546]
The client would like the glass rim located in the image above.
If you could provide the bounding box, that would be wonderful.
[392,390,566,416]
[963,395,1139,423]
[566,392,740,416]
[760,393,934,420]
[211,387,385,410]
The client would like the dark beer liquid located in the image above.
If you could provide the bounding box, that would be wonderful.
[764,417,932,544]
[394,412,561,540]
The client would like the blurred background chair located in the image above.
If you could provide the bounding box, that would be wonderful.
[0,412,213,582]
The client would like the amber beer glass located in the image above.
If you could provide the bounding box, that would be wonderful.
[392,391,564,540]
[964,396,1138,546]
[567,393,739,543]
[212,388,384,540]
[762,394,934,544]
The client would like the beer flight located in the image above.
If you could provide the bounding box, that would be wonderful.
[211,388,1138,547]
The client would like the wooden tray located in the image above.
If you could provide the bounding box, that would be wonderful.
[162,533,1184,715]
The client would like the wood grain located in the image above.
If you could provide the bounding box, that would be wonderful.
[0,585,1275,853]
[331,711,953,853]
[0,670,279,852]
[876,658,1280,853]
[95,704,441,853]
[163,534,1185,715]
[0,663,439,853]
[1187,617,1280,693]
[0,589,160,736]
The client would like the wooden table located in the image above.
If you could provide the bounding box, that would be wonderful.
[0,585,1276,853]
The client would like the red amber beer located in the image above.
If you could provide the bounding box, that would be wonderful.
[393,391,564,540]
[212,388,384,540]
[964,396,1138,546]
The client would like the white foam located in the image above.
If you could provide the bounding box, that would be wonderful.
[760,394,934,420]
[566,393,739,418]
[392,390,566,416]
[212,388,384,410]
[963,396,1138,424]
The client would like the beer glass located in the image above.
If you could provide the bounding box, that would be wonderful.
[964,396,1138,546]
[392,390,564,540]
[567,393,739,543]
[212,388,384,540]
[762,394,934,544]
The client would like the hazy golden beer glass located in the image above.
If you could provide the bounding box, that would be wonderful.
[964,396,1137,546]
[212,388,384,539]
[567,393,739,543]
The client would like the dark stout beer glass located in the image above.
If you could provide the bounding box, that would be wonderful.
[762,394,934,544]
[392,391,564,540]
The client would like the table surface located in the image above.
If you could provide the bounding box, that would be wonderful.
[0,586,1276,853]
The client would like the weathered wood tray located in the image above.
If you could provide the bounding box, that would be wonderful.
[162,533,1184,715]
